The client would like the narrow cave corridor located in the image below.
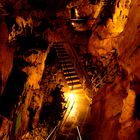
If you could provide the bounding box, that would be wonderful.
[0,0,140,140]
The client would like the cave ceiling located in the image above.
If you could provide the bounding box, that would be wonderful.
[1,0,72,16]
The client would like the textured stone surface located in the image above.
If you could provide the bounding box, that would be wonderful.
[22,50,48,89]
[89,0,140,139]
[0,17,14,94]
[21,123,49,140]
[0,115,12,140]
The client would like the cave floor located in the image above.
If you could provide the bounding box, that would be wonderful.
[54,89,92,140]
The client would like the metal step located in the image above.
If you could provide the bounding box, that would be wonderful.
[67,81,80,86]
[66,76,79,81]
[64,72,77,77]
[53,41,65,44]
[53,45,64,49]
[64,71,76,75]
[58,56,70,60]
[62,65,74,69]
[67,78,80,84]
[63,64,74,69]
[54,47,65,50]
[60,59,72,63]
[63,68,75,72]
[62,60,73,65]
[54,48,65,51]
[56,49,67,53]
[65,74,78,79]
[69,85,82,90]
[57,53,68,57]
[68,81,81,86]
[67,80,80,85]
[58,55,69,59]
[72,87,83,93]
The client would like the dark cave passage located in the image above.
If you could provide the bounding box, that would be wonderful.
[0,67,27,118]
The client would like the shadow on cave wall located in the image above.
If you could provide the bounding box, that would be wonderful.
[45,47,57,66]
[130,76,140,120]
[0,20,49,118]
[0,65,27,118]
[16,34,48,54]
[134,93,140,120]
[39,48,66,129]
[39,85,66,129]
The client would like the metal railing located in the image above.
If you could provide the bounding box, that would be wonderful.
[61,33,93,99]
[76,126,82,140]
[45,96,75,140]
[91,51,119,91]
[46,125,58,140]
[58,97,75,130]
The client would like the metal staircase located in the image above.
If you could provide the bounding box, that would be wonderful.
[53,42,83,93]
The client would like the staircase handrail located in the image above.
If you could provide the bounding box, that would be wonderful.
[61,33,93,95]
[76,126,82,140]
[46,96,74,139]
[46,125,58,140]
[91,51,118,90]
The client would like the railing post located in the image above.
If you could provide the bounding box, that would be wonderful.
[76,126,82,140]
[46,125,58,140]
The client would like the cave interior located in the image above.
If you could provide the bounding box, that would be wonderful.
[0,0,140,140]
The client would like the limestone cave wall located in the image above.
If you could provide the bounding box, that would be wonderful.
[0,16,14,95]
[88,0,140,140]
